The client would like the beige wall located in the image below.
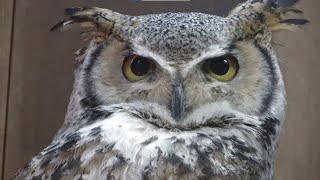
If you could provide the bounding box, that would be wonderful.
[274,1,320,179]
[0,0,319,179]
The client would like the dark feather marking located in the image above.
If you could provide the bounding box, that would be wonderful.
[256,44,278,115]
[40,157,52,169]
[130,111,161,121]
[77,174,85,180]
[191,114,238,129]
[96,143,116,154]
[50,164,64,179]
[243,123,257,128]
[259,117,280,149]
[173,138,186,144]
[106,153,127,172]
[116,154,127,164]
[60,133,81,151]
[97,12,113,23]
[196,133,224,150]
[203,146,214,154]
[142,119,172,131]
[251,0,264,3]
[227,135,257,154]
[141,136,158,145]
[212,141,223,150]
[82,43,105,109]
[165,153,191,175]
[146,113,240,131]
[104,143,116,151]
[128,111,144,119]
[156,147,163,161]
[287,9,303,13]
[43,142,60,154]
[218,136,264,175]
[51,157,81,179]
[142,166,152,180]
[89,127,102,137]
[256,12,265,24]
[106,174,116,180]
[79,97,101,109]
[197,132,208,138]
[166,153,183,165]
[104,143,116,152]
[196,133,225,152]
[31,175,43,180]
[230,151,265,175]
[191,143,214,178]
[75,46,87,57]
[45,136,77,155]
[280,19,310,25]
[81,109,113,126]
[223,43,236,52]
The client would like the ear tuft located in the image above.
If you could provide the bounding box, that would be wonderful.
[50,20,71,32]
[50,7,128,40]
[271,18,309,31]
[229,0,309,32]
[280,19,309,25]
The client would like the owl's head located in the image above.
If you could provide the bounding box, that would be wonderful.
[44,1,310,178]
[53,0,307,130]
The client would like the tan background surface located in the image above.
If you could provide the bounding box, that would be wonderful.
[0,0,319,179]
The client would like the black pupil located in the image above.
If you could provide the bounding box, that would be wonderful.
[131,57,150,76]
[208,57,229,75]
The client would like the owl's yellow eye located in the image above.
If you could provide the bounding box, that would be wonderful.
[203,55,239,81]
[122,55,152,82]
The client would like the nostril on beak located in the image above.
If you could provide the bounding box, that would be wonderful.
[171,84,186,121]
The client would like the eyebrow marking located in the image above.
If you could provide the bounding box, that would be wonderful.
[181,44,230,77]
[130,43,176,77]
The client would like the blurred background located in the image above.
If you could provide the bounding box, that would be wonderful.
[0,0,319,179]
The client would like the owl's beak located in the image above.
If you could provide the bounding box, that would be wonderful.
[171,84,186,121]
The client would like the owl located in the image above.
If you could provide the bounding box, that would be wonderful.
[13,0,308,179]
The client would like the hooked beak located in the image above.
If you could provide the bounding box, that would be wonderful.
[170,84,186,121]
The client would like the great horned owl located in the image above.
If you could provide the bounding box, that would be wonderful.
[14,0,308,179]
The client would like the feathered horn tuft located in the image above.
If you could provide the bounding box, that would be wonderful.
[229,0,309,32]
[50,7,132,40]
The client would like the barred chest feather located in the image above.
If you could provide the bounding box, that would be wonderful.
[15,103,280,180]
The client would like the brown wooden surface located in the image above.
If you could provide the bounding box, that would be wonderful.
[1,0,319,179]
[0,0,15,178]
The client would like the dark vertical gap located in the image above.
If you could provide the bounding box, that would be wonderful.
[1,0,16,179]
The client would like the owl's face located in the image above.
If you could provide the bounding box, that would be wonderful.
[86,12,284,125]
[7,1,308,179]
[47,1,307,178]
